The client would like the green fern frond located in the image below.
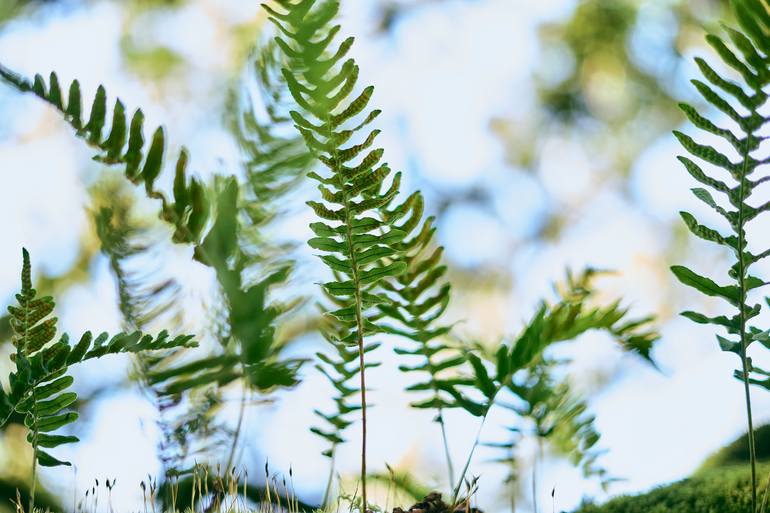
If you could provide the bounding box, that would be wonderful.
[378,198,458,404]
[671,1,770,506]
[672,0,770,372]
[448,269,658,419]
[3,249,197,471]
[445,269,658,501]
[0,65,209,244]
[311,312,370,452]
[91,182,224,472]
[502,363,609,489]
[235,39,313,231]
[143,178,306,399]
[265,0,420,505]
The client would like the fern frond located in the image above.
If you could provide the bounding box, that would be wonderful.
[0,66,209,244]
[378,198,458,405]
[671,2,770,505]
[672,0,770,375]
[310,312,378,454]
[144,179,305,399]
[235,39,313,232]
[501,363,609,490]
[91,182,225,472]
[445,269,658,500]
[448,269,658,419]
[266,0,419,504]
[3,249,197,470]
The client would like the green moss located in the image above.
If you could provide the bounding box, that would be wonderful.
[572,428,770,512]
[572,464,766,513]
[699,425,770,471]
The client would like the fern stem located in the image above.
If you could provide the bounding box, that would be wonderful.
[347,225,368,513]
[509,475,517,513]
[322,447,337,507]
[531,438,543,513]
[451,411,489,505]
[437,409,455,488]
[21,270,39,513]
[30,431,38,512]
[333,163,369,512]
[417,317,455,487]
[736,125,757,513]
[225,382,248,473]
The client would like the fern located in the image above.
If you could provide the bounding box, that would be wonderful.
[495,362,608,512]
[0,65,209,245]
[311,307,380,505]
[0,36,316,477]
[234,39,313,230]
[2,249,196,509]
[92,183,226,474]
[264,0,435,506]
[376,193,461,486]
[444,269,658,503]
[138,178,307,473]
[671,1,770,508]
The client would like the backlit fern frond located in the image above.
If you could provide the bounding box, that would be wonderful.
[670,1,770,506]
[235,39,313,233]
[92,181,183,331]
[449,269,658,419]
[0,66,209,244]
[504,363,608,486]
[144,179,306,399]
[265,0,420,504]
[375,193,462,483]
[444,270,658,500]
[2,249,196,479]
[91,182,224,472]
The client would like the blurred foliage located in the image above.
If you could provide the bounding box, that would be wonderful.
[437,0,731,261]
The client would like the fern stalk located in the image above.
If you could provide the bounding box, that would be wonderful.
[437,411,455,487]
[338,145,372,509]
[225,382,249,473]
[737,135,758,511]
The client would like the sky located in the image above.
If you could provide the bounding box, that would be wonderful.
[0,0,768,512]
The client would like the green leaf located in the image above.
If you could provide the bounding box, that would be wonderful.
[36,449,71,467]
[671,265,740,305]
[681,310,739,331]
[359,262,407,285]
[36,412,78,433]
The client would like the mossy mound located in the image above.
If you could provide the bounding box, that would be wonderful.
[699,424,770,470]
[571,464,762,513]
[571,427,770,513]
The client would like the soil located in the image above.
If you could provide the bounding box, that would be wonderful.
[393,492,481,513]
